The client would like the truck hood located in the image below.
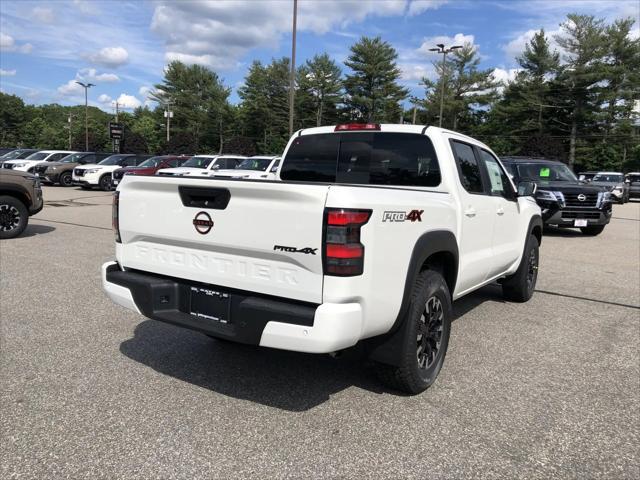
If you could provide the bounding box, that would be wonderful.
[532,180,607,193]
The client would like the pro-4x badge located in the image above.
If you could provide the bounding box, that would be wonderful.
[382,209,424,222]
[273,245,318,255]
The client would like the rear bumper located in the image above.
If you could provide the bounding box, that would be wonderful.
[102,262,362,353]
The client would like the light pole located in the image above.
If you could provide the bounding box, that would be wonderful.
[288,0,298,136]
[75,81,94,150]
[164,103,174,143]
[428,44,462,127]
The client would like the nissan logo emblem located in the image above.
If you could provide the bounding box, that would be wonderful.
[193,211,214,234]
[577,194,586,202]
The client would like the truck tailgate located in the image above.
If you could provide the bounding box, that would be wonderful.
[116,176,329,303]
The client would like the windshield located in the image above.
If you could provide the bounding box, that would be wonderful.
[25,152,49,161]
[593,174,623,183]
[60,153,86,163]
[236,158,272,171]
[181,156,213,168]
[98,155,131,166]
[627,175,640,184]
[137,156,165,167]
[2,150,27,160]
[515,163,577,182]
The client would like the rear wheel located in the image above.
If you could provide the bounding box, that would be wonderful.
[0,195,28,239]
[580,225,605,236]
[374,270,452,395]
[502,234,539,302]
[99,174,112,191]
[59,171,73,187]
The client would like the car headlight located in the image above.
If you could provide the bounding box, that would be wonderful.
[536,189,563,202]
[84,168,100,174]
[12,163,26,168]
[602,191,612,201]
[49,166,58,171]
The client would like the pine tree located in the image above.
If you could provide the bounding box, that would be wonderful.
[344,36,408,122]
[296,53,343,127]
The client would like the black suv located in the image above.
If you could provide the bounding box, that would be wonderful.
[501,157,612,236]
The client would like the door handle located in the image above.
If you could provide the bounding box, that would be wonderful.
[464,207,476,218]
[497,207,505,216]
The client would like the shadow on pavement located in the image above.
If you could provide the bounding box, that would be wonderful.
[452,283,505,321]
[19,223,56,237]
[120,319,385,411]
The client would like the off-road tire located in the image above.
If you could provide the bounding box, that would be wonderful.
[59,171,73,187]
[502,234,539,302]
[580,225,605,236]
[0,195,29,239]
[99,174,112,191]
[374,270,452,395]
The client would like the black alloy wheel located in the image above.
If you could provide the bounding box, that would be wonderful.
[417,296,444,370]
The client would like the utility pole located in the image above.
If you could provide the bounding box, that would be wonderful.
[112,101,121,153]
[67,114,75,150]
[164,103,174,143]
[288,0,298,136]
[75,81,95,150]
[428,44,462,128]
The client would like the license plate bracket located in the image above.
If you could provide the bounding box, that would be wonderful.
[189,287,231,323]
[574,219,588,227]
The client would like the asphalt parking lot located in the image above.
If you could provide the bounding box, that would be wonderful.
[1,186,639,479]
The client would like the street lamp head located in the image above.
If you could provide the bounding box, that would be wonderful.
[75,81,85,87]
[428,48,440,52]
[87,83,95,88]
[451,45,463,50]
[436,43,445,49]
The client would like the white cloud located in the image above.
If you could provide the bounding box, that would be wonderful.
[416,33,476,57]
[32,7,55,23]
[408,0,449,16]
[57,80,85,97]
[400,63,436,82]
[85,46,129,68]
[151,0,447,70]
[492,68,521,85]
[0,32,32,54]
[77,68,119,83]
[114,93,142,109]
[98,93,112,104]
[0,69,17,76]
[73,0,100,15]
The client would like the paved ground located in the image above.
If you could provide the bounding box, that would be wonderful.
[1,186,639,479]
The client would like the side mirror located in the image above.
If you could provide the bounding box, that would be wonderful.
[211,164,220,170]
[624,179,631,184]
[518,181,537,197]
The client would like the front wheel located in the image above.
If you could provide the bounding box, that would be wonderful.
[502,234,539,302]
[0,195,29,239]
[59,171,73,187]
[374,270,452,395]
[99,174,112,191]
[580,225,605,236]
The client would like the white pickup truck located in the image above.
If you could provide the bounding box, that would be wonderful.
[103,124,542,394]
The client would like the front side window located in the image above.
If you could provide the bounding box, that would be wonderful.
[451,141,484,194]
[138,157,165,168]
[182,156,213,168]
[236,158,273,171]
[479,149,511,197]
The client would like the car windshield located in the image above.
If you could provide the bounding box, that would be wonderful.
[181,156,212,168]
[627,175,640,184]
[98,155,131,166]
[515,162,577,182]
[137,157,165,167]
[2,150,27,159]
[60,153,86,163]
[25,152,49,160]
[236,158,271,171]
[593,174,623,183]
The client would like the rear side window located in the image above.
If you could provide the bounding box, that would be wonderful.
[451,141,483,194]
[281,132,440,187]
[124,157,137,166]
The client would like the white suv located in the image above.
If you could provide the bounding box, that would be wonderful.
[73,154,151,190]
[212,156,281,180]
[157,155,246,177]
[3,150,78,173]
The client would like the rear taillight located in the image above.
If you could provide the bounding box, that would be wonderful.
[323,208,371,276]
[112,191,121,243]
[334,123,381,131]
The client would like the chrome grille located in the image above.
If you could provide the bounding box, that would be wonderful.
[563,193,598,208]
[74,168,85,177]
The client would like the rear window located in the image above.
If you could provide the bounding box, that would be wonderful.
[281,132,440,187]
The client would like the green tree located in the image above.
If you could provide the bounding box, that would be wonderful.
[0,93,27,146]
[343,36,408,122]
[296,53,343,127]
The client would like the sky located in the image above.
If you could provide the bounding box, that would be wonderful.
[0,0,638,113]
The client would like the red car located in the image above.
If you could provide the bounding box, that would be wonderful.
[111,155,190,187]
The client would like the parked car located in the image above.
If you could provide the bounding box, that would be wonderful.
[0,148,38,165]
[72,154,152,190]
[590,172,629,203]
[156,155,245,177]
[212,156,281,180]
[103,123,542,394]
[0,147,16,156]
[2,150,78,173]
[577,171,597,182]
[112,155,191,187]
[501,157,612,236]
[34,152,111,187]
[0,169,43,239]
[626,172,640,200]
